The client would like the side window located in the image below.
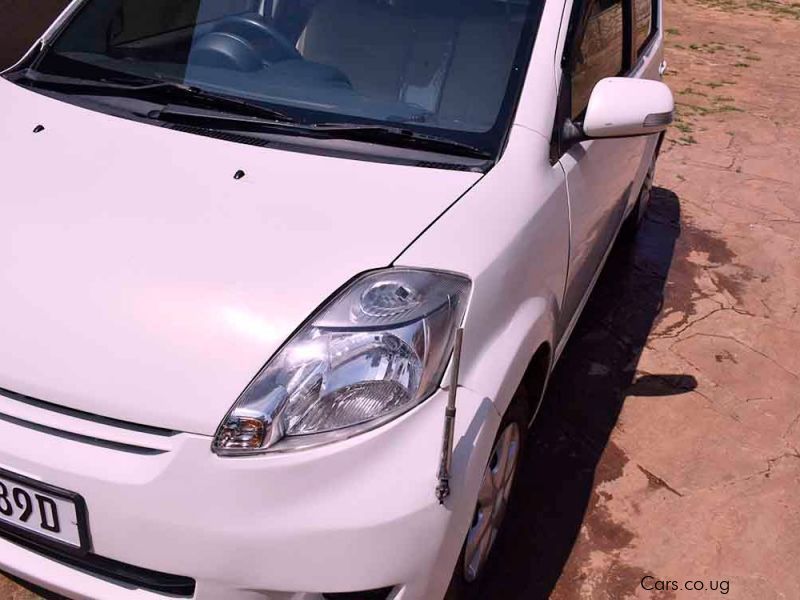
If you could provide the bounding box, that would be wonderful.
[570,0,625,119]
[633,0,656,57]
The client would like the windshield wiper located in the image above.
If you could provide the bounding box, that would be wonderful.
[151,102,298,128]
[152,108,491,160]
[302,123,493,159]
[16,69,295,123]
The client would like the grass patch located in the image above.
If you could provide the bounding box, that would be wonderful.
[746,0,800,17]
[695,0,800,18]
[679,86,710,97]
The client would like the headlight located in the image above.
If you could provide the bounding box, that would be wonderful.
[212,268,471,455]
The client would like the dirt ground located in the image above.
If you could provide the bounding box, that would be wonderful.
[1,0,799,598]
[0,0,65,70]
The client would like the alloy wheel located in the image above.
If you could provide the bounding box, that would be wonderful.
[463,422,521,582]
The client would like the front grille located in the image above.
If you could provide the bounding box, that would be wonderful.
[0,411,167,455]
[0,386,176,437]
[0,386,177,455]
[0,528,196,597]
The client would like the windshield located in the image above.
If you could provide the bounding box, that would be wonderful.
[27,0,543,157]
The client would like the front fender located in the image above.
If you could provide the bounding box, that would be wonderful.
[396,126,569,418]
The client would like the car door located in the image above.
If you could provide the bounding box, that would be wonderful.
[554,0,662,344]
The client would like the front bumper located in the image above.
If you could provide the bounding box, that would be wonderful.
[0,386,500,600]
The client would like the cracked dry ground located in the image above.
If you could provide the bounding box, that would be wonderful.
[478,1,800,599]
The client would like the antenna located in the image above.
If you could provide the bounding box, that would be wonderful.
[435,328,464,505]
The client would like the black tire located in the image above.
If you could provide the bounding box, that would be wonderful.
[444,392,529,600]
[620,141,661,244]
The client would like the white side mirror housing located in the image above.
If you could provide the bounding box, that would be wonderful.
[583,77,674,139]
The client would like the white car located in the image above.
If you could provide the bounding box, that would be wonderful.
[0,0,671,598]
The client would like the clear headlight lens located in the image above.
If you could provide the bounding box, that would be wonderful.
[213,268,471,455]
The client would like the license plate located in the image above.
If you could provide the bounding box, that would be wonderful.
[0,468,89,552]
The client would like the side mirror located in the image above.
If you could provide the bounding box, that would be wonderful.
[582,77,674,139]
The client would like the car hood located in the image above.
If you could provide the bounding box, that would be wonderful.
[0,80,480,435]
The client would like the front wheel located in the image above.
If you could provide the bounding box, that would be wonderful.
[445,396,528,599]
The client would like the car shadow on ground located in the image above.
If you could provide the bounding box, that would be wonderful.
[477,187,694,599]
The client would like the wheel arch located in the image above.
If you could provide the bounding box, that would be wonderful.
[517,341,552,425]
